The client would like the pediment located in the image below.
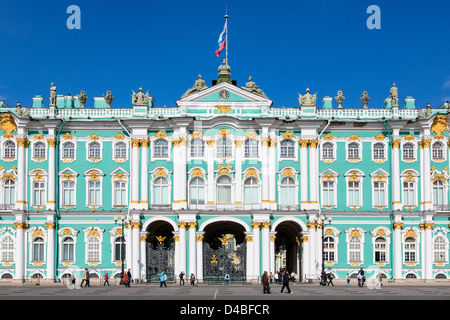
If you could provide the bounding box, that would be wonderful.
[176,82,273,108]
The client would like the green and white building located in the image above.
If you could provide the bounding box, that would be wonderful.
[0,62,449,283]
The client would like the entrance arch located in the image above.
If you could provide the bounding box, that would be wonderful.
[200,219,248,283]
[145,220,176,282]
[272,218,304,281]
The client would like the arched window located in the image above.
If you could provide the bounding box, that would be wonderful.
[3,179,15,205]
[432,141,445,160]
[153,177,169,205]
[216,137,232,158]
[217,175,232,204]
[88,141,101,159]
[280,177,295,206]
[154,139,169,158]
[433,180,445,206]
[62,237,75,262]
[114,236,126,262]
[190,139,205,158]
[347,142,359,159]
[33,142,46,159]
[87,237,100,262]
[244,139,258,158]
[433,236,447,263]
[373,142,385,159]
[374,237,387,262]
[189,177,205,205]
[244,177,259,205]
[323,236,335,261]
[4,141,15,159]
[348,237,362,263]
[322,142,334,159]
[280,139,295,158]
[403,143,415,160]
[1,236,14,262]
[32,237,45,262]
[114,142,127,160]
[404,237,417,262]
[62,141,75,159]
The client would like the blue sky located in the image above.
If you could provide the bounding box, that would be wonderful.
[0,0,449,109]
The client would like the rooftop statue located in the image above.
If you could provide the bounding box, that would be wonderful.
[15,102,29,118]
[360,90,370,108]
[132,87,150,105]
[335,89,345,108]
[181,75,208,98]
[104,90,114,108]
[50,82,57,106]
[218,59,231,75]
[298,88,317,107]
[390,83,399,107]
[79,90,88,108]
[241,76,267,98]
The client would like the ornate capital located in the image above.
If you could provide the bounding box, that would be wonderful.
[186,222,198,229]
[45,222,56,230]
[47,139,56,148]
[250,222,261,229]
[234,140,243,148]
[130,222,142,230]
[16,138,29,148]
[391,139,401,148]
[261,222,271,229]
[131,139,140,148]
[393,222,404,230]
[308,139,318,148]
[14,222,29,230]
[140,139,149,148]
[299,139,309,148]
[422,139,432,148]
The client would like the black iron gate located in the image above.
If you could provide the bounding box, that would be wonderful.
[203,241,246,283]
[146,242,175,282]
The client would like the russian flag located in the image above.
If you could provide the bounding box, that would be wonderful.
[215,20,227,57]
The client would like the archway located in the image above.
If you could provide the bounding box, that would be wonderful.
[274,220,303,281]
[145,220,176,282]
[201,220,247,283]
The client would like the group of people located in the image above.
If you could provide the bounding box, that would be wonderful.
[177,271,197,287]
[320,271,335,286]
[262,270,293,294]
[75,268,133,287]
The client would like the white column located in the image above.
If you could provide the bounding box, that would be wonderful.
[251,222,261,280]
[261,222,270,274]
[422,139,433,210]
[173,231,180,278]
[309,139,319,209]
[301,232,310,281]
[308,221,317,279]
[196,231,204,282]
[45,218,56,280]
[178,222,187,276]
[207,141,215,206]
[140,139,149,209]
[14,220,27,280]
[131,221,141,281]
[261,132,270,209]
[15,137,28,211]
[172,133,187,210]
[299,140,309,209]
[178,134,188,209]
[47,137,56,211]
[130,138,140,209]
[188,222,197,278]
[140,232,147,280]
[424,222,434,279]
[268,134,277,209]
[245,232,254,282]
[269,231,276,275]
[392,139,402,210]
[393,218,403,280]
[234,140,243,205]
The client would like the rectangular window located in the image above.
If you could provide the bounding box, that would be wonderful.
[403,181,415,206]
[114,181,127,206]
[373,181,386,207]
[88,181,101,206]
[348,181,360,206]
[33,181,45,206]
[62,181,75,206]
[322,181,335,206]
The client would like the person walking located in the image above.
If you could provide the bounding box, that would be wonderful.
[179,271,185,286]
[346,273,351,287]
[280,270,292,294]
[104,272,110,286]
[224,273,230,286]
[274,272,279,284]
[190,273,196,286]
[327,272,335,286]
[262,271,271,294]
[269,272,273,284]
[127,268,133,286]
[81,268,91,287]
[158,269,167,287]
[123,272,130,287]
[357,268,365,287]
[320,271,327,286]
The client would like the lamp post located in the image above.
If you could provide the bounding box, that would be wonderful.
[114,214,132,283]
[314,215,332,275]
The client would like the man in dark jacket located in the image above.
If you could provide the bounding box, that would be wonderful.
[280,270,292,294]
[262,271,271,294]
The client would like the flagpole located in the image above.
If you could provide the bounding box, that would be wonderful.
[225,13,229,65]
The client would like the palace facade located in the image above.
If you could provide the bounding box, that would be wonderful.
[0,63,449,283]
